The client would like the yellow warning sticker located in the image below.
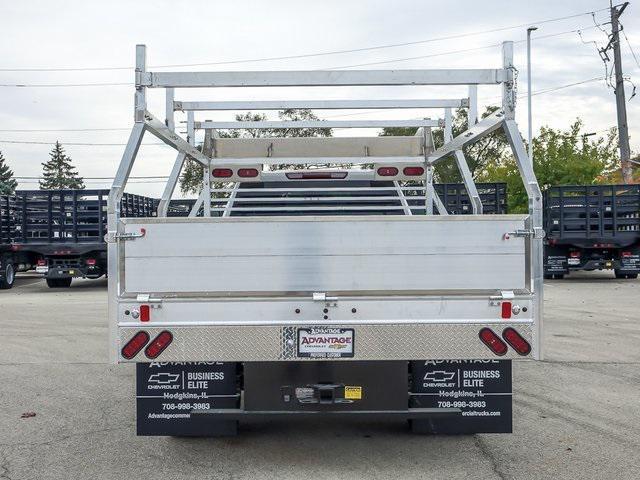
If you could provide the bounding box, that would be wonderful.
[344,386,362,400]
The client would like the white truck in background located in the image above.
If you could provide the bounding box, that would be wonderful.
[108,42,543,436]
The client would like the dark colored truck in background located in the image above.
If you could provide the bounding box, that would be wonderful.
[544,184,640,279]
[0,189,156,288]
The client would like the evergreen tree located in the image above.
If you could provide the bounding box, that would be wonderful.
[39,141,84,190]
[0,150,18,194]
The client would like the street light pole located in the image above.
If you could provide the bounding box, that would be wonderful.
[527,26,538,167]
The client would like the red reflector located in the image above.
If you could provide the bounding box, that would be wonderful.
[121,331,150,360]
[622,251,632,258]
[569,251,580,258]
[285,171,348,180]
[502,327,531,356]
[501,301,512,319]
[37,259,46,266]
[86,258,96,266]
[145,331,173,359]
[479,328,508,356]
[139,305,150,322]
[238,168,259,178]
[212,168,233,178]
[403,166,425,176]
[377,167,399,177]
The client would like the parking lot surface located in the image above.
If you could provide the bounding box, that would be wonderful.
[0,272,638,480]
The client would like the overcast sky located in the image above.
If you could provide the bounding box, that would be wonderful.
[1,0,639,197]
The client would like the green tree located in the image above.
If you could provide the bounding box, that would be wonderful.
[180,109,332,195]
[40,141,84,190]
[380,107,509,182]
[0,150,18,194]
[479,121,619,213]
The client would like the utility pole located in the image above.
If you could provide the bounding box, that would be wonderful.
[609,1,632,183]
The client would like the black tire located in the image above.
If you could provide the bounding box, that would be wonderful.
[544,273,553,280]
[46,277,72,288]
[553,274,565,280]
[0,262,15,290]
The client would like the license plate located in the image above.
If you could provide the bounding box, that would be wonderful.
[297,327,354,358]
[567,258,580,265]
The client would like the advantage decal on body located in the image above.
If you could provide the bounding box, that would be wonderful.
[297,327,354,358]
[136,362,238,436]
[411,359,512,434]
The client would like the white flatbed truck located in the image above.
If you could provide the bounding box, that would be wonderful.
[108,42,543,436]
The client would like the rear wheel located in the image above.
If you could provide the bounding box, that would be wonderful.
[0,262,15,289]
[46,277,72,288]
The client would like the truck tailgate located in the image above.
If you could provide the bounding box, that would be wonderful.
[120,215,528,295]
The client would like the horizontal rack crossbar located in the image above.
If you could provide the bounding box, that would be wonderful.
[176,99,468,111]
[143,69,508,88]
[209,157,425,165]
[196,119,440,129]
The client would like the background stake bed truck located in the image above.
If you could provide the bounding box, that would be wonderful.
[0,190,156,289]
[543,184,640,279]
[109,42,543,435]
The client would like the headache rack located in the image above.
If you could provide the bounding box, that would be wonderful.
[207,180,508,217]
[108,42,543,363]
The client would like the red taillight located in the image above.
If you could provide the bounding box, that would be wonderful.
[403,166,425,176]
[569,251,580,258]
[139,304,150,322]
[377,167,399,177]
[238,168,259,178]
[285,171,348,180]
[37,259,46,267]
[212,168,233,178]
[621,251,632,258]
[502,327,531,356]
[501,301,512,319]
[86,258,96,266]
[121,331,150,360]
[145,331,173,359]
[479,328,508,356]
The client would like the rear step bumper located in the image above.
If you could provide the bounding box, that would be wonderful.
[119,322,536,362]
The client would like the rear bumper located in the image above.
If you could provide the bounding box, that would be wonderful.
[119,321,536,362]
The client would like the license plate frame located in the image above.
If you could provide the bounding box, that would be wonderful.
[297,327,355,359]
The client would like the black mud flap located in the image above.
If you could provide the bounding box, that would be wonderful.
[136,362,239,436]
[410,360,512,434]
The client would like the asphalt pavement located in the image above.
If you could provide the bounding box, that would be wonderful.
[0,272,638,480]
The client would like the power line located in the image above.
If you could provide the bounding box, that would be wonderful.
[0,7,612,74]
[0,82,133,88]
[0,139,167,146]
[0,22,606,88]
[621,26,640,69]
[0,127,130,132]
[329,25,601,70]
